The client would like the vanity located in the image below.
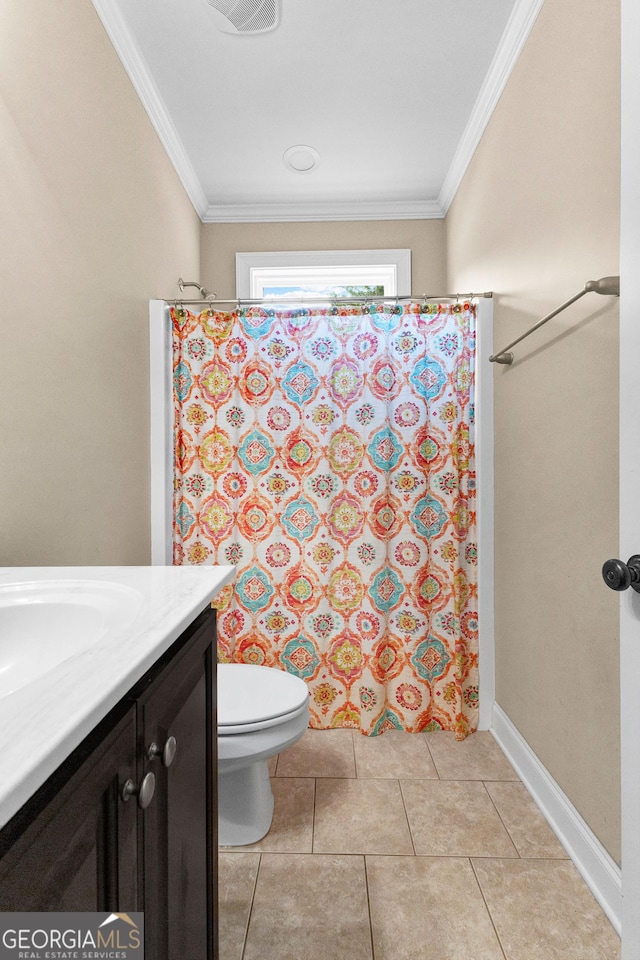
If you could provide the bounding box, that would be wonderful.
[0,565,234,960]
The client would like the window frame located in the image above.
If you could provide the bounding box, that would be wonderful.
[235,249,412,299]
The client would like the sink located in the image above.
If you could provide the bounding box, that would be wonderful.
[0,580,143,699]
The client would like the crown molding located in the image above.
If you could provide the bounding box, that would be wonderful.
[202,198,444,222]
[92,0,542,224]
[90,0,209,219]
[438,0,545,214]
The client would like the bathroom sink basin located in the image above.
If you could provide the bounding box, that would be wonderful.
[0,580,143,699]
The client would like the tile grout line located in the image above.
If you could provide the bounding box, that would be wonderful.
[480,779,521,859]
[351,728,358,780]
[239,851,262,960]
[469,856,509,960]
[481,779,571,861]
[422,734,443,779]
[397,778,417,857]
[363,855,376,960]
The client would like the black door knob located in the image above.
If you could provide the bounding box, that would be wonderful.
[602,555,640,593]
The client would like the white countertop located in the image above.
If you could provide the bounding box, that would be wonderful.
[0,565,235,829]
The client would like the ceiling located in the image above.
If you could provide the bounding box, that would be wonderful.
[92,0,542,222]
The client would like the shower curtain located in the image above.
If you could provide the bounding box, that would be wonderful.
[171,301,478,738]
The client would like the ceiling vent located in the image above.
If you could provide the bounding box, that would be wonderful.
[206,0,279,34]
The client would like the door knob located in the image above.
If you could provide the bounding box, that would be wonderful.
[147,736,177,767]
[122,772,156,808]
[602,555,640,593]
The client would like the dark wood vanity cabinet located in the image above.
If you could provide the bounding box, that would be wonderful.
[0,703,138,912]
[134,608,217,960]
[0,606,218,960]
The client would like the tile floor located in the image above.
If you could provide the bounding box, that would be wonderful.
[218,729,620,960]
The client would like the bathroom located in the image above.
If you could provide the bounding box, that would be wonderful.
[0,0,636,956]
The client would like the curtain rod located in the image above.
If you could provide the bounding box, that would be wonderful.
[165,292,493,308]
[489,276,620,365]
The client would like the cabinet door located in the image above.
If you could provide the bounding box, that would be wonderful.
[137,613,216,960]
[0,704,138,912]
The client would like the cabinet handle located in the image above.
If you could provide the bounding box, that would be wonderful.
[147,736,177,767]
[122,772,156,809]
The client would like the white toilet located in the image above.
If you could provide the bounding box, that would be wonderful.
[217,663,309,846]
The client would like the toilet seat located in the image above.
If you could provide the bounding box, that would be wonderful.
[218,699,309,735]
[218,663,308,735]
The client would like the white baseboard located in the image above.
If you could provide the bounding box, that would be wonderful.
[491,702,621,935]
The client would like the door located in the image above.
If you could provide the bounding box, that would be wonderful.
[620,1,640,955]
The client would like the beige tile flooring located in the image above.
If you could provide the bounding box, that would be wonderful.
[218,729,620,960]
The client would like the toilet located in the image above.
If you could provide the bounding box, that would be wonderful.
[217,663,309,846]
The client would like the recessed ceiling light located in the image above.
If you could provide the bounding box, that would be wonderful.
[283,145,320,174]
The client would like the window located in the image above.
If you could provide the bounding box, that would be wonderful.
[235,249,411,300]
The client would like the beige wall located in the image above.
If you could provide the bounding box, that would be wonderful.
[0,0,200,565]
[446,0,621,861]
[200,220,446,300]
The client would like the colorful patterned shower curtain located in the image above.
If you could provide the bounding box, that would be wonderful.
[171,301,478,738]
